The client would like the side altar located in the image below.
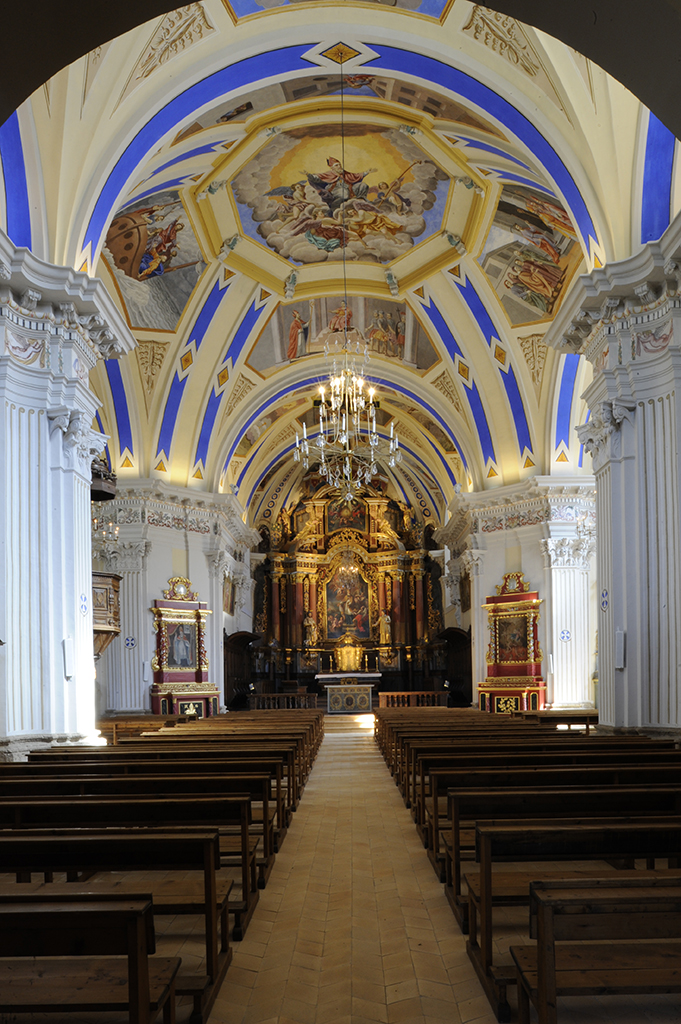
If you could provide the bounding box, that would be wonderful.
[478,572,546,713]
[150,577,220,717]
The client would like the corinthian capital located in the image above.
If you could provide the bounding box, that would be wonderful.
[541,537,595,570]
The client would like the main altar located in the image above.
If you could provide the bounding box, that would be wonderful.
[250,486,447,695]
[315,635,381,712]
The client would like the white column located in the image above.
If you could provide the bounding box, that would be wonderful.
[459,548,485,701]
[99,541,152,713]
[207,549,229,701]
[541,537,595,707]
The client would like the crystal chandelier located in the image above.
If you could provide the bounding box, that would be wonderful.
[292,59,401,502]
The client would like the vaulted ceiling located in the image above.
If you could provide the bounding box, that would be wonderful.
[1,0,677,530]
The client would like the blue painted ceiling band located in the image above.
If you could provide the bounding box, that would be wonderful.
[499,362,533,455]
[554,353,580,450]
[189,277,230,350]
[467,380,496,465]
[0,111,31,249]
[145,141,230,182]
[222,298,267,364]
[104,360,134,457]
[156,371,188,458]
[194,387,224,467]
[641,112,675,244]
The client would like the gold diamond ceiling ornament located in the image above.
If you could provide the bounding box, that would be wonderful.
[321,42,362,65]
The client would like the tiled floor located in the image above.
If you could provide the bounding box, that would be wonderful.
[209,714,496,1024]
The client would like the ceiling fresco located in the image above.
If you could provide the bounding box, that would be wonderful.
[103,188,207,331]
[231,125,450,265]
[246,296,438,376]
[7,0,662,527]
[478,184,583,326]
[173,72,501,142]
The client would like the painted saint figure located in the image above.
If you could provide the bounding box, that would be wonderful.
[287,309,310,360]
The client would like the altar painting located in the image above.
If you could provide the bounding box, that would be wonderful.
[167,621,198,669]
[102,189,206,331]
[326,572,370,639]
[497,615,528,663]
[327,498,366,534]
[479,184,583,326]
[231,125,450,266]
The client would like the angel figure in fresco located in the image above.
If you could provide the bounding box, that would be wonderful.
[265,181,309,223]
[287,309,310,360]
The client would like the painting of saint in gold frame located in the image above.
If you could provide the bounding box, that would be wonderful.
[497,614,529,663]
[167,621,198,670]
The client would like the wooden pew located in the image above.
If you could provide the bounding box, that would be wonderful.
[0,772,276,888]
[0,830,224,1023]
[30,742,302,814]
[467,818,681,1021]
[4,755,288,840]
[511,876,681,1024]
[421,751,681,877]
[412,739,679,823]
[444,784,681,930]
[0,894,180,1024]
[0,795,258,939]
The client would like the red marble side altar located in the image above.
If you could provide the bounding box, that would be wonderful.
[150,576,219,717]
[477,572,546,713]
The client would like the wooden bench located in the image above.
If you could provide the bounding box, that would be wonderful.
[0,772,277,888]
[511,876,681,1024]
[0,794,258,939]
[0,894,181,1024]
[467,818,681,1021]
[421,753,681,880]
[1,755,288,843]
[444,784,681,930]
[30,742,302,815]
[0,829,227,1024]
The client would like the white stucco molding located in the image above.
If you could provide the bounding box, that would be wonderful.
[0,227,136,362]
[545,213,681,358]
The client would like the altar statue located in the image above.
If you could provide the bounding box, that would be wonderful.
[379,609,392,645]
[303,613,318,647]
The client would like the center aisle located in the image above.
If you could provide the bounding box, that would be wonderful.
[209,715,496,1024]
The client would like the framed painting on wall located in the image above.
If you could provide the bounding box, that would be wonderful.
[167,621,197,670]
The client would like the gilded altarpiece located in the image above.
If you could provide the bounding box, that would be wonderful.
[150,576,219,716]
[255,487,441,686]
[478,572,545,713]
